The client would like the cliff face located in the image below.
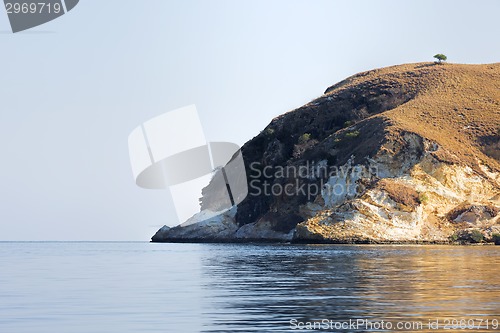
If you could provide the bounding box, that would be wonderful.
[152,62,500,244]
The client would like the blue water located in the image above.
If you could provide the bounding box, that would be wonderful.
[0,242,498,332]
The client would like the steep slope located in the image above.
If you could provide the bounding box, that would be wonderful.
[153,62,500,244]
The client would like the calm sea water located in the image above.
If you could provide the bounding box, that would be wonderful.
[0,242,498,333]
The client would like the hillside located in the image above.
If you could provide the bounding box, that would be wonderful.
[153,62,500,244]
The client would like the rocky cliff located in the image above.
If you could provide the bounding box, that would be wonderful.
[152,62,500,244]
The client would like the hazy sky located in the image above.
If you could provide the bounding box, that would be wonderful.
[0,0,498,240]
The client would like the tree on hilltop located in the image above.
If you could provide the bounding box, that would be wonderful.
[434,54,447,63]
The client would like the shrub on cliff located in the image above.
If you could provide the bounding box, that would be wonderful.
[493,233,500,245]
[470,230,484,243]
[298,133,311,144]
[345,130,360,139]
[293,133,317,158]
[451,229,485,244]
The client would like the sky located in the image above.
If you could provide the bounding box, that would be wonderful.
[0,0,498,241]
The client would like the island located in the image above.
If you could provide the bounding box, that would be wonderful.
[152,62,500,244]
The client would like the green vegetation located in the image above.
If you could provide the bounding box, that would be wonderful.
[419,193,429,204]
[293,133,318,158]
[450,233,460,242]
[298,133,311,144]
[343,120,354,128]
[493,233,500,245]
[470,230,484,243]
[433,54,447,63]
[345,130,360,139]
[265,127,275,135]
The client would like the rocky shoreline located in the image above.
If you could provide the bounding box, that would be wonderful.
[151,234,498,245]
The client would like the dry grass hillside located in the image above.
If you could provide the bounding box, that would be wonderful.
[323,62,500,174]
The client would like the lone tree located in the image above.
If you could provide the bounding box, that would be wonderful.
[434,54,447,63]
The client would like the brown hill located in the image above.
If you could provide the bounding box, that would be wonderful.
[153,62,500,243]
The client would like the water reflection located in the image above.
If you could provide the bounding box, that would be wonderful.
[199,245,500,332]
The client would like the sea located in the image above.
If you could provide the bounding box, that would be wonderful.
[0,242,498,333]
